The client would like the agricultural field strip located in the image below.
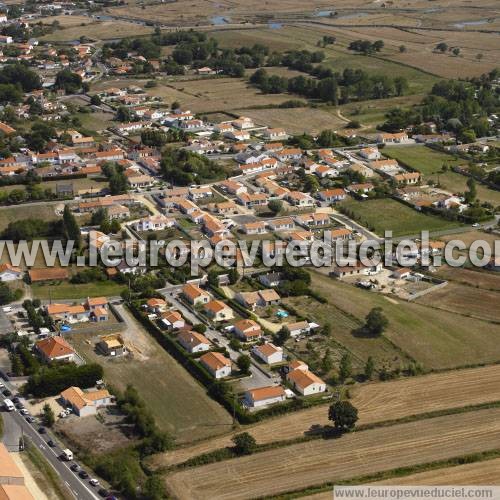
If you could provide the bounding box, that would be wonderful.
[152,364,500,467]
[298,458,500,500]
[165,408,500,500]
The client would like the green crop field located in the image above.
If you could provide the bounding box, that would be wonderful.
[340,198,462,237]
[383,145,461,175]
[384,146,500,205]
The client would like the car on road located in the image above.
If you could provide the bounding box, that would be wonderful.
[38,426,46,434]
[20,409,28,415]
[3,389,11,397]
[0,382,4,389]
[47,439,55,447]
[70,463,80,472]
[98,489,109,498]
[26,416,35,423]
[89,478,99,487]
[12,396,20,404]
[79,470,89,479]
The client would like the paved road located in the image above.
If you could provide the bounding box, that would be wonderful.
[0,386,100,500]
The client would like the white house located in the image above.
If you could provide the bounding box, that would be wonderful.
[200,351,232,378]
[359,147,381,160]
[36,336,75,363]
[244,385,286,408]
[161,310,185,330]
[134,215,175,232]
[178,330,211,353]
[263,128,288,141]
[287,368,326,396]
[60,386,112,417]
[0,264,23,282]
[252,343,283,364]
[182,283,211,306]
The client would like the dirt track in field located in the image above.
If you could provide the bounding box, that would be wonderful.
[151,364,500,468]
[165,408,500,499]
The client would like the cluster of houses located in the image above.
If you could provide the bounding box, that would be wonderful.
[172,281,328,408]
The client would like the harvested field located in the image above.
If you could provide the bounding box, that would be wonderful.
[94,77,295,113]
[435,265,500,291]
[302,459,500,499]
[416,282,500,322]
[439,230,500,250]
[375,457,500,485]
[40,19,153,42]
[231,107,344,134]
[319,24,500,79]
[165,408,500,499]
[151,364,500,468]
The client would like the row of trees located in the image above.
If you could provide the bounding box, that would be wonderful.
[24,363,104,397]
[250,67,408,104]
[348,39,384,55]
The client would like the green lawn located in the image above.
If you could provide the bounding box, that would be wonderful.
[340,198,462,237]
[383,145,461,175]
[31,280,126,300]
[309,271,500,370]
[384,146,500,206]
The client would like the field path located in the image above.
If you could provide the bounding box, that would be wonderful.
[166,408,500,499]
[151,364,500,468]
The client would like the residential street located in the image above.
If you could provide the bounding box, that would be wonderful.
[0,384,100,500]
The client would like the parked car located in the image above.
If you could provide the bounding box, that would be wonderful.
[79,470,89,479]
[20,409,28,415]
[89,478,99,487]
[2,389,11,397]
[47,439,55,447]
[98,489,109,498]
[38,427,46,434]
[70,463,80,472]
[26,416,35,423]
[12,396,19,404]
[0,382,5,388]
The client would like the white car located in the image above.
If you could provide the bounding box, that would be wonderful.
[89,479,99,487]
[472,223,480,228]
[0,382,4,389]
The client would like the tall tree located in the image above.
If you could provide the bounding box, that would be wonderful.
[328,400,358,431]
[63,205,82,249]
